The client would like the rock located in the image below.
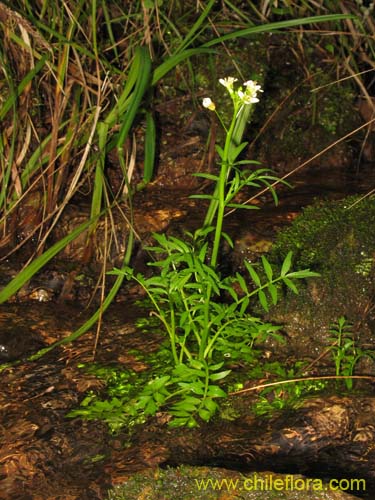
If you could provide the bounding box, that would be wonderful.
[266,195,375,355]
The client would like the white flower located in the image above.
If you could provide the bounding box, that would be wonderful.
[237,89,259,104]
[239,80,263,104]
[243,80,263,93]
[219,77,238,94]
[202,97,216,111]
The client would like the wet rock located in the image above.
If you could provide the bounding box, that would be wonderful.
[265,195,375,355]
[0,325,44,362]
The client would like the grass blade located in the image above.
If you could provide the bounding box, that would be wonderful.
[202,14,356,48]
[0,217,97,303]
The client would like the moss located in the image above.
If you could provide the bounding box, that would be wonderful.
[266,195,375,349]
[272,195,375,274]
[107,466,359,500]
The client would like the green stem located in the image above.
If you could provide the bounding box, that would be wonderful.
[199,107,239,359]
[209,106,238,266]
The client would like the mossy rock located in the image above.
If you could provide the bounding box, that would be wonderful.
[107,466,360,500]
[267,195,375,352]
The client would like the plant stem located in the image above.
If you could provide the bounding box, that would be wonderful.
[199,107,238,359]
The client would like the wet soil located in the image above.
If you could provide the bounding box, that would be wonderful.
[1,300,375,500]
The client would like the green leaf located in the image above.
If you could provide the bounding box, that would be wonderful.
[287,270,320,278]
[154,392,167,404]
[221,231,234,248]
[143,111,156,183]
[189,194,215,201]
[145,399,158,415]
[0,216,98,303]
[198,408,212,421]
[208,361,224,371]
[209,369,231,381]
[283,277,298,294]
[189,382,205,395]
[0,53,49,121]
[225,286,238,302]
[244,261,261,286]
[281,251,293,276]
[170,410,191,418]
[178,396,202,405]
[177,377,205,389]
[189,359,205,370]
[227,203,258,210]
[262,256,273,281]
[268,283,278,305]
[147,375,170,391]
[202,15,355,48]
[239,296,250,316]
[258,290,269,312]
[168,417,192,428]
[203,398,218,413]
[116,46,151,148]
[152,48,214,85]
[173,402,198,412]
[235,273,248,294]
[207,385,227,398]
[215,144,225,160]
[191,172,219,181]
[228,141,248,163]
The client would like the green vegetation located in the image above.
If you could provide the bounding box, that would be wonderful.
[69,77,317,428]
[1,0,374,429]
[272,196,375,272]
[328,316,374,390]
[0,1,368,357]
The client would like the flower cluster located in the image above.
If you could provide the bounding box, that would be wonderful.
[202,77,263,111]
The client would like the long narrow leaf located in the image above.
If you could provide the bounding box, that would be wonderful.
[29,229,136,361]
[116,46,151,148]
[281,251,293,276]
[152,48,214,86]
[202,15,356,48]
[29,270,126,360]
[0,54,49,121]
[0,216,97,303]
[175,0,216,54]
[143,110,156,183]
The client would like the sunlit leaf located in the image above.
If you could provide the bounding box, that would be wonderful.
[209,369,231,381]
[207,385,227,398]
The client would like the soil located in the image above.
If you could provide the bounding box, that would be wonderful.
[2,300,375,500]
